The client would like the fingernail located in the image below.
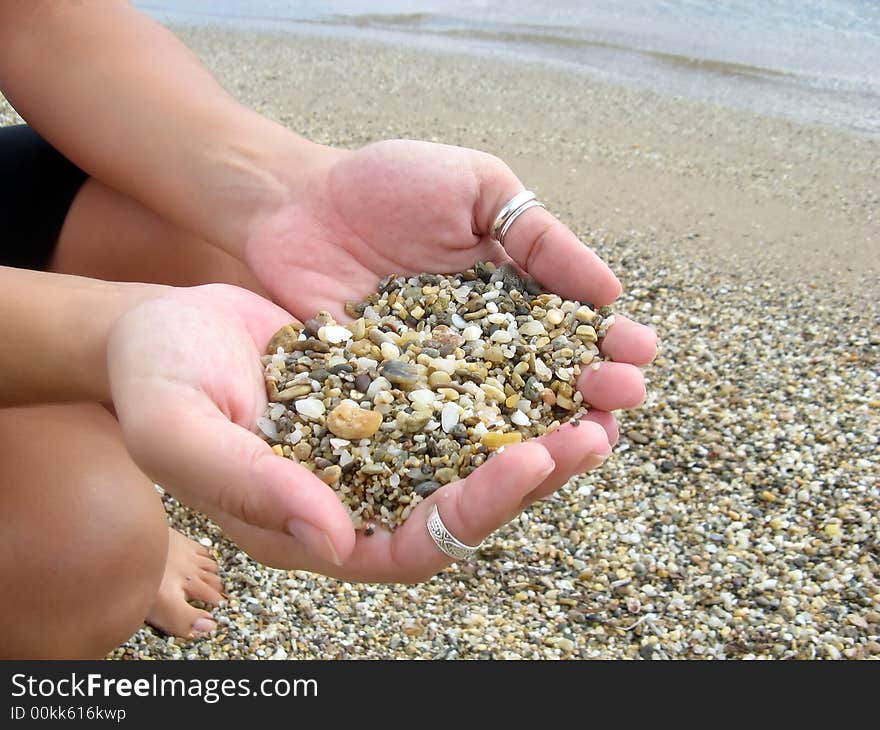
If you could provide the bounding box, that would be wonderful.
[286,518,342,566]
[538,457,557,480]
[192,617,216,634]
[580,448,611,471]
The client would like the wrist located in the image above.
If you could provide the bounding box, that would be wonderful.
[201,109,335,260]
[0,267,166,406]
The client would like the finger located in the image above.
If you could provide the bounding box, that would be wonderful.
[578,361,647,411]
[600,314,658,366]
[581,409,620,446]
[120,385,355,567]
[521,419,612,504]
[325,441,557,581]
[479,180,621,305]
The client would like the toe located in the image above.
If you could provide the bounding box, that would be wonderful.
[185,578,225,607]
[197,556,219,573]
[200,570,224,592]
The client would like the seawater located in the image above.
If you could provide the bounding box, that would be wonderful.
[136,1,880,135]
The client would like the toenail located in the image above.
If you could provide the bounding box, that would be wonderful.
[192,617,216,634]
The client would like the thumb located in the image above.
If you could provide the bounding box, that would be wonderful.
[119,385,355,566]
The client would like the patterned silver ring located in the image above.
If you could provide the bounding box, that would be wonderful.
[491,190,536,242]
[426,504,482,561]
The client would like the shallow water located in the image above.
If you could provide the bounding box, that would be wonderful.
[137,0,880,135]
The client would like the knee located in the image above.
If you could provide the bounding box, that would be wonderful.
[0,405,170,658]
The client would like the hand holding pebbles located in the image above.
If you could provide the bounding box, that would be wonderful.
[259,262,614,530]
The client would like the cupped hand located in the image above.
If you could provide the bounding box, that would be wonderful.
[105,283,636,582]
[245,138,657,445]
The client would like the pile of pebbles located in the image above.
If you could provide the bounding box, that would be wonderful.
[258,262,613,529]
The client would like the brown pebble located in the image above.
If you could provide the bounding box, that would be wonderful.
[327,401,384,440]
[266,323,303,354]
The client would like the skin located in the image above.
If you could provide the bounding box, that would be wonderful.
[0,1,657,655]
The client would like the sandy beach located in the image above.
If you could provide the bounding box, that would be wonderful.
[6,22,878,659]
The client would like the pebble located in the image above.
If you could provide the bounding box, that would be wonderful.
[326,400,383,440]
[258,263,610,529]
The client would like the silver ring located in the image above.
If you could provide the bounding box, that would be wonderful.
[426,504,482,561]
[498,198,545,246]
[491,190,536,242]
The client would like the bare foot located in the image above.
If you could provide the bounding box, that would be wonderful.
[145,528,224,639]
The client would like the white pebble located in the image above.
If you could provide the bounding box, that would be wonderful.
[257,417,278,440]
[510,409,530,426]
[330,438,351,450]
[366,377,391,399]
[451,313,468,329]
[295,398,326,419]
[198,537,212,548]
[471,422,489,439]
[269,403,285,420]
[441,402,460,433]
[380,342,401,359]
[534,359,552,381]
[462,325,482,341]
[487,312,507,324]
[519,320,546,337]
[338,450,354,467]
[491,330,513,343]
[285,429,303,446]
[408,389,437,406]
[317,325,352,344]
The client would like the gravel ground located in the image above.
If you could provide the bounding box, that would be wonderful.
[4,24,878,659]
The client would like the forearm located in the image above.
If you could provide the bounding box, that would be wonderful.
[0,1,319,256]
[0,266,162,406]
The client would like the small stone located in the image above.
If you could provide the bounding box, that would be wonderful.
[462,325,482,341]
[402,620,423,637]
[434,467,458,484]
[415,480,441,497]
[327,400,383,440]
[408,389,437,407]
[396,411,433,434]
[316,465,342,485]
[295,398,326,419]
[381,359,421,388]
[510,409,530,426]
[546,308,564,325]
[575,306,597,322]
[481,432,523,449]
[380,341,401,360]
[441,402,460,433]
[275,384,313,401]
[519,320,546,337]
[824,523,842,538]
[317,325,353,344]
[627,430,650,445]
[348,339,373,357]
[292,442,312,460]
[266,323,303,354]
